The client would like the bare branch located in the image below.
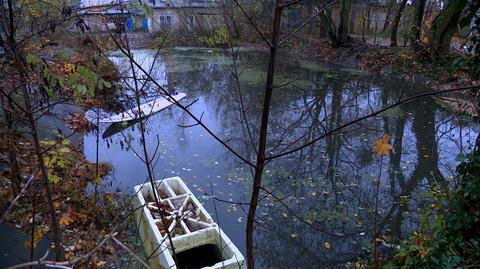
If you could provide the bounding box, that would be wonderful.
[266,85,479,160]
[232,0,272,48]
[279,0,338,46]
[111,236,151,269]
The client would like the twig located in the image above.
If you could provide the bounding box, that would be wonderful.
[0,174,35,223]
[111,236,151,269]
[266,85,479,160]
[232,0,272,48]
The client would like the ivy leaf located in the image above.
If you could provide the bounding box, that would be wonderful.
[459,15,473,28]
[49,174,61,184]
[58,147,70,153]
[99,79,111,89]
[26,54,40,64]
[43,85,53,97]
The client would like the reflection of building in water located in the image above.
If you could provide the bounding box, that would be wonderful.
[109,50,168,94]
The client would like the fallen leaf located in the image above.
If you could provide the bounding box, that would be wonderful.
[24,228,44,248]
[372,135,392,156]
[96,260,106,267]
[59,212,74,226]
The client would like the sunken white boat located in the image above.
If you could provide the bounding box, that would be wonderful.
[100,93,186,123]
[133,176,246,269]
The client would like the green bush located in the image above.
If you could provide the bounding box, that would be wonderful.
[387,148,480,268]
[199,26,229,47]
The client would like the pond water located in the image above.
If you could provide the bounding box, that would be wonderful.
[83,48,477,268]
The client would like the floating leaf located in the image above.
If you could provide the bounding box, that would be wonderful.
[24,228,44,248]
[372,135,392,157]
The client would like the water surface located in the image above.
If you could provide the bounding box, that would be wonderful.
[83,48,477,267]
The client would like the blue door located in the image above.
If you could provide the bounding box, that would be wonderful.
[142,18,149,31]
[126,18,134,31]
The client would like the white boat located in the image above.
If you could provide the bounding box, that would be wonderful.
[99,93,186,123]
[133,177,246,269]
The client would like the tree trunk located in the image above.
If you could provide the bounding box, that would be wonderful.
[410,0,427,48]
[4,0,61,259]
[1,98,21,194]
[428,0,470,55]
[390,0,408,47]
[337,0,352,45]
[246,1,282,268]
[383,0,396,32]
[319,10,331,37]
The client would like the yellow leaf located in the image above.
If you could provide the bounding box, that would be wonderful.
[24,228,44,248]
[324,242,332,249]
[282,212,288,219]
[311,192,317,196]
[355,261,361,268]
[94,177,101,185]
[372,135,392,157]
[59,213,74,226]
[65,251,75,260]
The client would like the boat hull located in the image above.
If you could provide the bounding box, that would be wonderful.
[100,93,186,123]
[133,177,245,269]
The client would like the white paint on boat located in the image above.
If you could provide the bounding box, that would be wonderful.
[99,93,186,123]
[133,177,246,269]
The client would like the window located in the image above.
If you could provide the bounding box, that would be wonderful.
[166,16,171,29]
[157,14,172,30]
[187,16,196,31]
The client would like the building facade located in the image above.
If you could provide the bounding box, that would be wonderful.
[144,0,223,33]
[79,0,223,33]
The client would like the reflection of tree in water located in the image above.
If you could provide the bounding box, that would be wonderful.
[387,98,446,240]
[250,84,470,267]
[107,49,476,267]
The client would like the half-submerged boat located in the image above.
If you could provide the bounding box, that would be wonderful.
[133,177,245,269]
[100,93,186,123]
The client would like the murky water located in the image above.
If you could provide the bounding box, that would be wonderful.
[83,48,477,267]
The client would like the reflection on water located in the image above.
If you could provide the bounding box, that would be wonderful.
[83,48,478,267]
